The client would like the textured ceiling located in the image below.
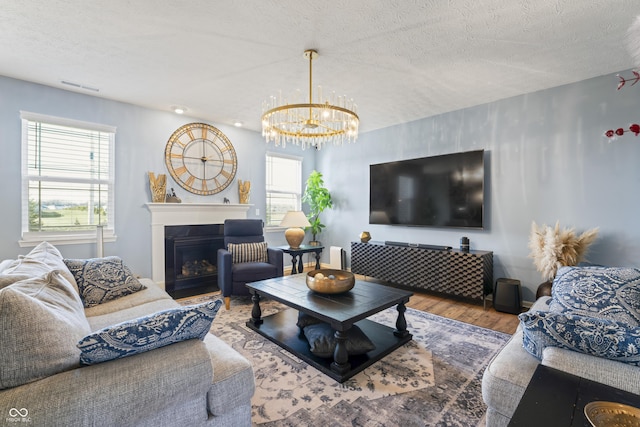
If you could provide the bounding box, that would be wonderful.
[1,1,639,133]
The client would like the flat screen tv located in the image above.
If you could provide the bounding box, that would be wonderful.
[369,150,485,229]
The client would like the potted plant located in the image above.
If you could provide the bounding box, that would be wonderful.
[302,170,333,246]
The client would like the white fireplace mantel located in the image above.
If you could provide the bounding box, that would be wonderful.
[146,203,251,287]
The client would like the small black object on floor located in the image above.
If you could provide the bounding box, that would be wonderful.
[493,278,522,314]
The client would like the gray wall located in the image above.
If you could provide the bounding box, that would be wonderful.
[0,76,316,276]
[318,71,640,302]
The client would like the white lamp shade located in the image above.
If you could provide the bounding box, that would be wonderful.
[279,211,311,228]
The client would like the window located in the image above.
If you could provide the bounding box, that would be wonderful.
[265,153,302,227]
[20,111,116,245]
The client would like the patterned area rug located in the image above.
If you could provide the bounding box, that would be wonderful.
[180,293,510,426]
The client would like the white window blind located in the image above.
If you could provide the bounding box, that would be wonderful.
[20,111,116,245]
[266,153,302,227]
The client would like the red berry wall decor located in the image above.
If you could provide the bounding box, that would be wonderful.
[604,124,640,139]
[616,70,640,90]
[603,70,639,140]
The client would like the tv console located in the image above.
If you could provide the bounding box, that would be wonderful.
[384,241,452,251]
[351,241,493,307]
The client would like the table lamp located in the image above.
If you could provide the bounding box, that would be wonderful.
[279,211,311,249]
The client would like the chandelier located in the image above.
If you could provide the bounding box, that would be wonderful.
[261,49,359,149]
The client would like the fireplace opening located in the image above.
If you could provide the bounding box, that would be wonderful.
[165,224,224,299]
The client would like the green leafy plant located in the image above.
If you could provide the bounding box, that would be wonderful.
[302,170,333,242]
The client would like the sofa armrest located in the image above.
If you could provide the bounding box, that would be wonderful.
[0,339,213,426]
[267,247,283,277]
[542,346,640,395]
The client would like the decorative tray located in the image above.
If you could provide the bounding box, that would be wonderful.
[584,401,640,427]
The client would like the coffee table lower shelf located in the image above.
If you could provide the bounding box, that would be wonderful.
[246,308,412,383]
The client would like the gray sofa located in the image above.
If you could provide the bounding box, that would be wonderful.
[0,242,255,426]
[482,266,640,427]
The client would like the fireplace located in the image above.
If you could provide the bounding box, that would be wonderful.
[165,224,224,299]
[145,203,250,291]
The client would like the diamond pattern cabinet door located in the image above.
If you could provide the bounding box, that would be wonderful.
[351,242,383,277]
[443,251,494,300]
[351,242,493,302]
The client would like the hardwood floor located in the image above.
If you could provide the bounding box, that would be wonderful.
[404,287,520,335]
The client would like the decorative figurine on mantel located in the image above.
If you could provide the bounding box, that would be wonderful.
[238,180,251,204]
[148,172,166,203]
[165,188,181,203]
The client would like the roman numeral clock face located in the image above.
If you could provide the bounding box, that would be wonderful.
[164,123,238,196]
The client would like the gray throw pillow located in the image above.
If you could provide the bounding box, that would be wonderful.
[0,270,91,389]
[0,241,78,291]
[303,322,376,358]
[297,312,324,329]
[64,256,146,308]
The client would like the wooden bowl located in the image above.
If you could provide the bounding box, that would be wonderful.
[306,269,355,294]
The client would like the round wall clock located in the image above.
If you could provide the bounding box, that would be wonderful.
[164,122,238,195]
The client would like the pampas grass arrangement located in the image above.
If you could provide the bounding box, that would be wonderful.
[528,221,599,281]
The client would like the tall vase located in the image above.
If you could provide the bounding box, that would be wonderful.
[149,172,166,203]
[238,180,251,204]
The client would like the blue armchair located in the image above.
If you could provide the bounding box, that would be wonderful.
[217,219,283,309]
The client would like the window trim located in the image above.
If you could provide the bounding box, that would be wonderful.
[19,111,117,247]
[265,152,303,229]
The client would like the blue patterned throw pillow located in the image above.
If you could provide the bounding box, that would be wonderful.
[77,299,222,365]
[519,310,640,366]
[64,256,146,308]
[549,266,640,326]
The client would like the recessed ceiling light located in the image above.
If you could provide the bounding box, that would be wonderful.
[172,106,187,114]
[234,121,243,127]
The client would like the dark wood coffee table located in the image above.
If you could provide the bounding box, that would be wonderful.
[245,274,413,382]
[509,365,640,426]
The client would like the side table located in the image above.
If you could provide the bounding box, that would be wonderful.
[509,365,640,426]
[278,245,324,274]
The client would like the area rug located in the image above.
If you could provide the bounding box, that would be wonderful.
[180,293,510,426]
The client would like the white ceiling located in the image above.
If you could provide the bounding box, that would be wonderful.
[1,1,639,134]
